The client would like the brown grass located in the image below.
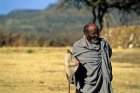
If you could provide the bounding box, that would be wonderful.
[0,47,139,93]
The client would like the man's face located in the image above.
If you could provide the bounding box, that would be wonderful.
[85,24,99,44]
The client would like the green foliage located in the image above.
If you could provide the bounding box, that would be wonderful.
[26,49,34,54]
[62,0,140,31]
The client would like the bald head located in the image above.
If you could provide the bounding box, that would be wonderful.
[83,23,99,33]
[83,23,100,44]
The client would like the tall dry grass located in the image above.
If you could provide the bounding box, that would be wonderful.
[102,26,140,48]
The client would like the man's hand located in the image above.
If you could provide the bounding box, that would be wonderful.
[69,60,79,67]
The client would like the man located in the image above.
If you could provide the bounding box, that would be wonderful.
[71,23,113,93]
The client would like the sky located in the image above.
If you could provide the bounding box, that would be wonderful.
[0,0,58,15]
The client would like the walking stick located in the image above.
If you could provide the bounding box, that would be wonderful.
[68,82,70,93]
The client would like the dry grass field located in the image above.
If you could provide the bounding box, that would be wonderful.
[0,47,139,93]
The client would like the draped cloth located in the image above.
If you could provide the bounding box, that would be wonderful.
[71,36,113,93]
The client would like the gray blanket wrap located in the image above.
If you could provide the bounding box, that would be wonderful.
[71,36,113,93]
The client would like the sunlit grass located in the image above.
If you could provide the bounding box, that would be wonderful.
[0,47,139,93]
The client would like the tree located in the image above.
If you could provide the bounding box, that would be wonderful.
[61,0,140,31]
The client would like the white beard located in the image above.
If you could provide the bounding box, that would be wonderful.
[90,38,99,44]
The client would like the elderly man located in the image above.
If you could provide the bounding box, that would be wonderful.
[71,23,113,93]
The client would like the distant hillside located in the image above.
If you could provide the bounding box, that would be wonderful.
[0,6,92,35]
[0,4,139,35]
[0,4,139,47]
